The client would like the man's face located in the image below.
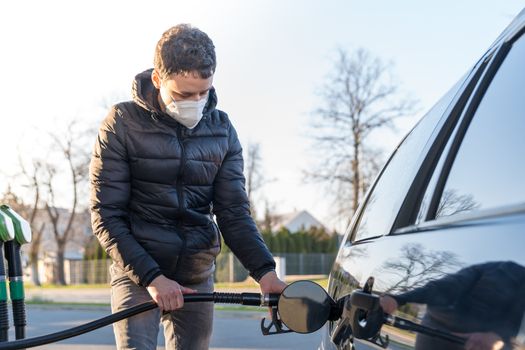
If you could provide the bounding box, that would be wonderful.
[152,70,213,109]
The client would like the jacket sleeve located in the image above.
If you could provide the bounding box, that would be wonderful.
[212,122,276,282]
[89,106,162,286]
[391,264,482,307]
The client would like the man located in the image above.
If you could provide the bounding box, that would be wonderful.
[89,24,286,350]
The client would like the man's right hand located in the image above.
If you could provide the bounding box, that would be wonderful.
[379,295,398,314]
[146,275,197,312]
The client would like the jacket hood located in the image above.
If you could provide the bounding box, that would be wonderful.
[131,68,218,117]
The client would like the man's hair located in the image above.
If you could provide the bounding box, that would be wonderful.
[154,24,216,80]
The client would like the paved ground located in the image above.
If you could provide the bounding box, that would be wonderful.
[20,286,412,349]
[17,286,324,349]
[6,304,322,349]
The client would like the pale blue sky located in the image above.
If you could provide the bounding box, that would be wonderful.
[0,0,523,231]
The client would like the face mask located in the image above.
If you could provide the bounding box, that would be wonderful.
[160,87,208,129]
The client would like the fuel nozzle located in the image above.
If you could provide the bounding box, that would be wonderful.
[340,287,466,347]
[261,280,341,336]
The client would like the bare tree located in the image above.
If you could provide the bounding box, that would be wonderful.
[436,189,480,218]
[380,243,463,294]
[42,121,92,285]
[245,143,262,211]
[307,48,417,224]
[261,200,278,233]
[1,151,49,286]
[2,119,94,285]
[244,143,274,222]
[11,156,47,286]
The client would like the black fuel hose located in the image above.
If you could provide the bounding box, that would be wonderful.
[0,243,8,342]
[387,315,466,345]
[3,242,25,340]
[0,292,279,350]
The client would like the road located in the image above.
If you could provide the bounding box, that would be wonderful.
[5,305,323,349]
[7,290,414,350]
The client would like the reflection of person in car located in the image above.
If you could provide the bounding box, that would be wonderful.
[380,261,525,350]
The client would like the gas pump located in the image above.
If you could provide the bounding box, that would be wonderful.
[0,211,15,342]
[0,205,32,341]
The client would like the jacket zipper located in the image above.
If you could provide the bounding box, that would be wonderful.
[176,125,186,221]
[175,125,188,259]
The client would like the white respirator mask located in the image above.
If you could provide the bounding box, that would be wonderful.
[160,87,208,129]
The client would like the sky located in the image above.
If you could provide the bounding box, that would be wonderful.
[0,0,523,232]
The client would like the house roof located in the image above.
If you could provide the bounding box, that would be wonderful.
[271,210,326,233]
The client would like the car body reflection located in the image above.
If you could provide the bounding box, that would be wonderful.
[382,261,525,349]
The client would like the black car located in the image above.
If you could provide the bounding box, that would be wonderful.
[320,8,525,350]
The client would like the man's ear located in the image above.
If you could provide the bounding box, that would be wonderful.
[151,70,161,89]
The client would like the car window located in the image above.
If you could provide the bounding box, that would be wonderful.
[351,76,466,241]
[434,34,525,219]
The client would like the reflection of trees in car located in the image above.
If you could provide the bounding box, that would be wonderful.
[379,243,462,294]
[330,262,360,291]
[387,261,525,350]
[331,245,369,297]
[340,243,369,263]
[340,245,369,289]
[436,188,480,218]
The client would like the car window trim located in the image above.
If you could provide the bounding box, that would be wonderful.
[425,41,514,221]
[350,60,482,243]
[394,23,525,231]
[393,202,525,236]
[504,15,525,46]
[424,24,525,222]
[352,24,525,243]
[389,59,489,232]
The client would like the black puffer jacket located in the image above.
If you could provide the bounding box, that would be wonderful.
[90,69,275,286]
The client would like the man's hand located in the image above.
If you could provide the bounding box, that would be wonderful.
[459,332,504,350]
[146,275,196,312]
[379,295,398,314]
[259,271,287,294]
[259,271,287,317]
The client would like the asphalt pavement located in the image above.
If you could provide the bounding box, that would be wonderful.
[5,304,322,349]
[20,286,412,349]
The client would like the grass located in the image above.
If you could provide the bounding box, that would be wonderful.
[215,276,328,290]
[214,305,266,312]
[25,283,109,290]
[214,281,260,289]
[27,300,111,308]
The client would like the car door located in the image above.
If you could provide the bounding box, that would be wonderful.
[323,21,525,350]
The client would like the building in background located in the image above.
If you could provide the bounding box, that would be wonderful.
[271,210,327,233]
